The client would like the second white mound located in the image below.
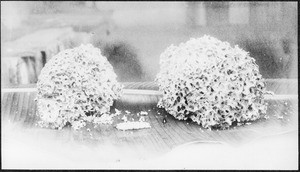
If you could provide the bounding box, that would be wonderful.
[156,35,269,129]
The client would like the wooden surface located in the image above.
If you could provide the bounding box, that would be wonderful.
[1,80,298,159]
[1,79,298,94]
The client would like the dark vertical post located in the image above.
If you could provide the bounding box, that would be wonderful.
[41,51,46,66]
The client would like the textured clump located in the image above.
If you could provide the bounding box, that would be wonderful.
[36,44,123,130]
[156,35,269,129]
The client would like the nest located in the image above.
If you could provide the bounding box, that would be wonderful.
[36,44,123,130]
[156,35,269,129]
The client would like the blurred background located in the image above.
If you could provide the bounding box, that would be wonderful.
[1,1,298,85]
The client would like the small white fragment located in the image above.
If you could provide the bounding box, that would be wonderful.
[277,116,284,119]
[116,121,151,131]
[125,110,130,114]
[139,116,145,122]
[87,128,90,132]
[245,122,251,125]
[122,115,128,122]
[265,91,275,95]
[115,108,121,115]
[140,111,148,115]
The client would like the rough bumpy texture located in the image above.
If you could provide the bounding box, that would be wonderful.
[156,35,269,129]
[36,44,123,130]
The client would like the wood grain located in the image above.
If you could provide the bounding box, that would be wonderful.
[1,79,297,94]
[1,80,298,158]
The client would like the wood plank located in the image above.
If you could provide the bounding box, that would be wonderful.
[136,105,168,152]
[1,79,297,94]
[28,93,38,128]
[110,99,129,146]
[2,98,298,155]
[23,92,36,126]
[116,102,149,150]
[160,110,193,145]
[172,118,198,140]
[19,92,33,125]
[14,92,27,123]
[1,80,298,156]
[1,93,10,121]
[13,92,25,122]
[143,107,171,153]
[138,106,173,151]
[141,107,175,147]
[7,93,19,122]
[150,108,179,149]
[7,92,18,121]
